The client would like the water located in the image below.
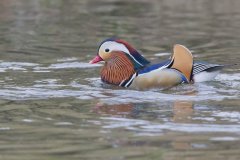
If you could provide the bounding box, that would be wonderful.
[0,0,240,159]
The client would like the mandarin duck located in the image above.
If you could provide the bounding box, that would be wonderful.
[90,38,223,90]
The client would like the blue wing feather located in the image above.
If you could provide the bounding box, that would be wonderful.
[138,59,173,75]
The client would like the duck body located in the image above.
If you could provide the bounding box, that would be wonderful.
[90,38,223,90]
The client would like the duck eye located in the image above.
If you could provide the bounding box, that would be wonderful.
[105,48,110,52]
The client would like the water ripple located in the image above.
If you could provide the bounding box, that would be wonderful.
[0,61,38,72]
[100,117,240,134]
[0,61,238,104]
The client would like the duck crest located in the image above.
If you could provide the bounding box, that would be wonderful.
[100,52,136,86]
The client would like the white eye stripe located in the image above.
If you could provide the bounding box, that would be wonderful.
[99,41,130,54]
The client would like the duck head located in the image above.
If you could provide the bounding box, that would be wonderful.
[90,38,150,70]
[90,38,150,86]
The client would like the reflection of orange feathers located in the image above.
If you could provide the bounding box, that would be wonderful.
[101,52,135,85]
[93,103,134,115]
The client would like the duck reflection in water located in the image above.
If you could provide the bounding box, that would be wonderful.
[92,100,193,123]
[92,100,194,150]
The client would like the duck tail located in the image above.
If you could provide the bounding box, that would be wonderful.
[192,62,222,76]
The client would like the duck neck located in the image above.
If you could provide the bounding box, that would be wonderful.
[101,53,136,86]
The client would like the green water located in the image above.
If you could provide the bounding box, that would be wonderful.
[0,0,240,160]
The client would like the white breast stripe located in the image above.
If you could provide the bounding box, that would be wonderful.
[125,73,137,87]
[119,79,126,86]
